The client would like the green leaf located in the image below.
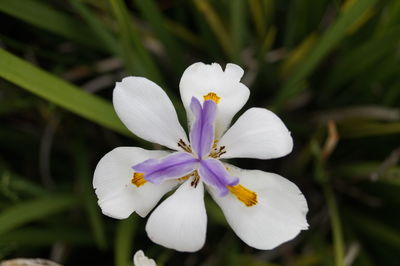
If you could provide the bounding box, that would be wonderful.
[134,0,184,73]
[248,0,266,39]
[115,215,138,266]
[164,19,203,48]
[74,143,107,250]
[0,168,46,197]
[324,184,345,266]
[0,227,93,247]
[230,0,247,63]
[109,0,164,85]
[338,121,400,138]
[109,0,185,120]
[347,211,400,249]
[0,48,134,138]
[193,0,233,58]
[0,195,78,235]
[0,0,108,51]
[273,0,377,109]
[69,0,120,54]
[324,27,400,94]
[0,97,35,116]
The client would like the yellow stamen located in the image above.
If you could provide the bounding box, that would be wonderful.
[131,172,147,187]
[178,174,191,181]
[177,139,192,153]
[203,92,221,104]
[190,171,200,188]
[228,184,258,207]
[212,139,219,149]
[177,171,200,187]
[209,145,226,158]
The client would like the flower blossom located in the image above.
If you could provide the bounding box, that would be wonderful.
[93,62,308,252]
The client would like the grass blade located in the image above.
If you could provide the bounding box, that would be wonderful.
[248,0,266,39]
[70,0,119,54]
[109,0,164,85]
[74,143,107,250]
[324,184,345,266]
[0,227,93,246]
[338,121,400,138]
[347,211,400,248]
[115,215,138,266]
[0,48,133,138]
[193,0,233,58]
[164,19,203,48]
[0,0,107,51]
[230,0,247,63]
[0,195,78,235]
[273,0,377,109]
[1,168,46,197]
[134,0,184,73]
[324,27,400,93]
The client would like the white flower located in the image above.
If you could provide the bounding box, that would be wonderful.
[93,62,308,252]
[133,250,157,266]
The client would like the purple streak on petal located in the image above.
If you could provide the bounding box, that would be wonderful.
[189,97,217,158]
[198,159,239,196]
[132,152,198,183]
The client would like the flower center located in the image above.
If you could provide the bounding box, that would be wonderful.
[131,95,258,207]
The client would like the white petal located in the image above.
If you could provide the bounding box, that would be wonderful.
[179,62,250,137]
[93,147,178,219]
[133,250,157,266]
[208,165,308,250]
[145,179,207,252]
[219,108,293,159]
[113,77,188,150]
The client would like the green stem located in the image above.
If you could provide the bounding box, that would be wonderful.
[324,184,345,266]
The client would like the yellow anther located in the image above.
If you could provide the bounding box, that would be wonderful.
[178,139,192,153]
[209,145,226,158]
[178,174,191,181]
[190,171,200,188]
[227,184,258,207]
[177,171,200,188]
[212,139,219,149]
[131,172,147,187]
[203,92,221,104]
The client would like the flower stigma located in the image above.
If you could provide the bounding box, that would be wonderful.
[203,92,220,104]
[132,172,147,187]
[228,184,258,207]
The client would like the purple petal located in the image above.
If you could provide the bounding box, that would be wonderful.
[189,97,217,158]
[198,159,239,196]
[132,152,198,183]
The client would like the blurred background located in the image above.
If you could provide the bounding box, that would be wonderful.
[0,0,399,265]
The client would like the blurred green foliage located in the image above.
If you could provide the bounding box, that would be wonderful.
[0,0,399,265]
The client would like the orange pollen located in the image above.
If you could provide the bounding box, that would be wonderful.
[227,184,258,207]
[131,172,147,187]
[203,92,221,104]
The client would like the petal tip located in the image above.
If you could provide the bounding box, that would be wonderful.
[225,63,244,80]
[99,206,131,220]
